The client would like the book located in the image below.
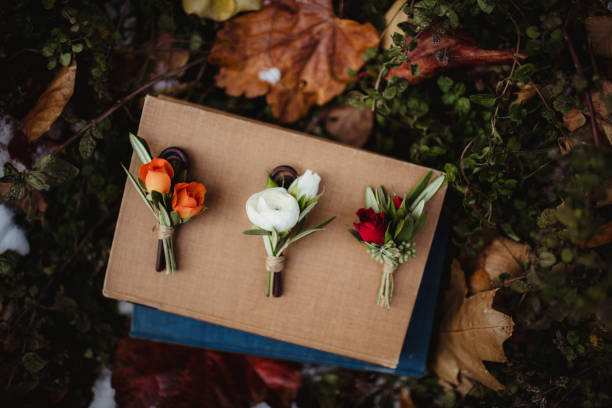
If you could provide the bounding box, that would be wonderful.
[104,95,447,367]
[131,219,448,376]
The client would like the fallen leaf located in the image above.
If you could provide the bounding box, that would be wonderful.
[22,60,76,142]
[468,268,492,294]
[183,0,262,21]
[208,0,379,122]
[0,183,47,215]
[563,108,586,131]
[432,260,514,395]
[585,16,612,59]
[475,236,531,281]
[511,82,537,105]
[112,338,301,408]
[387,29,524,84]
[381,0,408,50]
[590,80,612,146]
[574,221,612,248]
[324,106,373,147]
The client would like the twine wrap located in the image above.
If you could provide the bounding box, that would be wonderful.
[266,255,285,273]
[383,260,397,276]
[157,224,174,240]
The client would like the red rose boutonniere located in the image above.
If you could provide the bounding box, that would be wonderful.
[349,171,445,309]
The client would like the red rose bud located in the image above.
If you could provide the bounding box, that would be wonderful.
[393,196,403,210]
[354,208,386,245]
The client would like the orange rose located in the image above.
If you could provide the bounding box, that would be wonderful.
[139,158,174,194]
[172,182,206,218]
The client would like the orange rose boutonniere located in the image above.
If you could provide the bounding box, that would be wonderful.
[122,133,207,274]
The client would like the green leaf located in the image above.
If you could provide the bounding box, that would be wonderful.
[128,133,153,164]
[25,171,49,190]
[243,227,272,235]
[4,183,26,201]
[121,163,155,215]
[406,171,432,206]
[384,224,392,244]
[59,53,71,66]
[394,218,405,239]
[410,64,420,76]
[446,9,459,29]
[312,216,336,230]
[412,199,425,217]
[365,187,379,212]
[469,93,496,108]
[71,43,84,53]
[22,352,46,373]
[33,155,79,186]
[410,175,445,212]
[376,186,389,212]
[397,216,415,242]
[79,132,96,159]
[270,228,279,250]
[413,211,427,235]
[539,251,556,268]
[1,163,21,182]
[266,174,279,189]
[298,201,317,223]
[526,26,540,39]
[437,76,453,93]
[170,211,181,225]
[455,97,471,114]
[477,0,494,13]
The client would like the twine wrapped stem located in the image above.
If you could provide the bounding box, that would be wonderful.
[265,255,285,297]
[377,260,397,309]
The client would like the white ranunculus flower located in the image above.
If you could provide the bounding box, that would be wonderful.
[288,169,321,201]
[246,187,300,232]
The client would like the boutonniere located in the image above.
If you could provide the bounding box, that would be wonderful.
[243,166,335,297]
[122,133,206,274]
[350,172,444,309]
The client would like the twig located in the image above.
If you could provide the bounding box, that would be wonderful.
[52,56,207,155]
[371,66,387,112]
[562,25,600,147]
[522,160,552,181]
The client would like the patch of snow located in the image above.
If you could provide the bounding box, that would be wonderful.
[89,367,116,408]
[0,205,30,256]
[0,115,16,145]
[258,67,281,84]
[251,402,271,408]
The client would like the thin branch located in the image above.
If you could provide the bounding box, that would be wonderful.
[52,56,207,155]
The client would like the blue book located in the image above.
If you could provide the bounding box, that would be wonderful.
[131,219,448,376]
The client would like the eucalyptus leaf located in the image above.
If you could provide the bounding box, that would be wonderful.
[406,171,432,206]
[365,187,379,212]
[243,227,272,235]
[128,132,153,164]
[121,164,155,215]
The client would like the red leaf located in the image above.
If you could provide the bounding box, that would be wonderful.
[388,29,525,84]
[112,338,301,408]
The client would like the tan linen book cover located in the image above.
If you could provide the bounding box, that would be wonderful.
[103,95,446,368]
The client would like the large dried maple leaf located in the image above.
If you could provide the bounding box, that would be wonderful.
[388,29,523,84]
[432,260,514,395]
[208,0,379,122]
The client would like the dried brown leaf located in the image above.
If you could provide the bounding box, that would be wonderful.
[382,0,408,50]
[208,0,379,122]
[324,106,373,147]
[563,108,586,131]
[432,260,514,395]
[182,0,262,21]
[469,268,492,294]
[511,82,537,106]
[585,16,612,59]
[574,221,612,248]
[22,60,76,142]
[475,236,531,280]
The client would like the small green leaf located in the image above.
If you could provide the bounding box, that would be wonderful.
[22,352,46,373]
[3,183,27,201]
[539,251,556,268]
[121,164,155,215]
[33,155,78,186]
[365,187,379,212]
[397,216,415,242]
[266,174,279,189]
[526,26,540,39]
[59,53,71,66]
[25,171,49,190]
[243,228,272,236]
[477,0,494,13]
[128,133,153,164]
[469,93,496,108]
[79,132,96,159]
[71,43,84,53]
[437,76,453,93]
[406,171,432,206]
[349,228,363,242]
[410,64,420,76]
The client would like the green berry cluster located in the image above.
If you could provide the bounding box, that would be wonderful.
[366,240,417,265]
